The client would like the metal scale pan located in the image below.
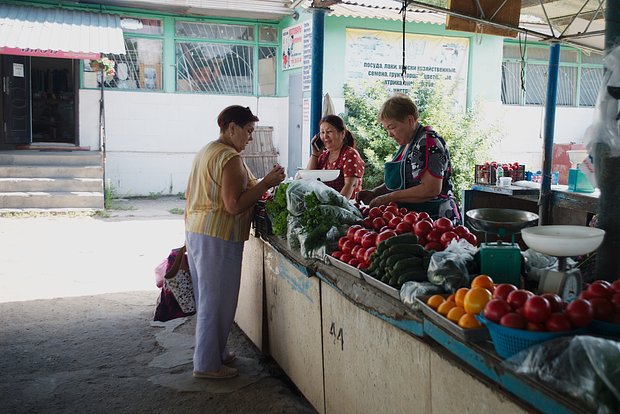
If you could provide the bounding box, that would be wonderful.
[466,208,539,240]
[465,208,539,286]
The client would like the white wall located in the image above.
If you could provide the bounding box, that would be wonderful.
[78,90,289,196]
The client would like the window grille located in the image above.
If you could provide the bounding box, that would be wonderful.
[176,21,254,41]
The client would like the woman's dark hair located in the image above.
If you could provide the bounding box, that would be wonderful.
[218,105,259,133]
[320,115,356,148]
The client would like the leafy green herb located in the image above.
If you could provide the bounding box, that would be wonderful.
[265,183,289,236]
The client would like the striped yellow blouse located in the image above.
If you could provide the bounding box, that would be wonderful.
[185,141,257,241]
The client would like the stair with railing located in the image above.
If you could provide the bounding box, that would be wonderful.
[0,150,104,210]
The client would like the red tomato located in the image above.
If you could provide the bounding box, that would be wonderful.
[348,257,360,267]
[347,225,363,241]
[356,247,367,263]
[368,207,382,219]
[351,245,361,258]
[611,293,620,312]
[493,284,518,301]
[382,211,395,222]
[611,280,620,293]
[361,232,378,248]
[403,212,418,225]
[541,293,564,313]
[483,299,511,323]
[376,229,398,246]
[417,212,431,221]
[500,312,526,329]
[453,225,470,238]
[388,217,401,229]
[590,297,615,321]
[388,202,398,208]
[507,289,534,311]
[331,251,343,259]
[417,236,427,246]
[362,217,374,229]
[371,217,386,230]
[354,228,369,245]
[385,205,399,215]
[579,290,592,301]
[424,241,444,252]
[434,217,454,233]
[340,253,352,263]
[463,233,478,246]
[545,313,571,332]
[359,206,369,217]
[440,231,459,247]
[357,261,369,270]
[427,229,442,243]
[379,205,387,212]
[523,296,552,324]
[338,236,348,251]
[341,240,355,255]
[399,207,408,215]
[565,299,594,328]
[379,226,390,233]
[526,322,545,332]
[364,246,377,263]
[588,281,614,299]
[414,220,433,237]
[395,222,411,234]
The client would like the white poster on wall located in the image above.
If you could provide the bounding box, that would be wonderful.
[345,28,470,110]
[302,20,313,91]
[302,98,311,161]
[282,23,304,70]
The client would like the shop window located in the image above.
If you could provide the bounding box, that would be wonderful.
[120,17,163,35]
[83,38,163,91]
[258,46,277,96]
[176,21,254,41]
[501,42,603,107]
[176,42,253,94]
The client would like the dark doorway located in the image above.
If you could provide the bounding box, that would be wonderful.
[30,57,76,144]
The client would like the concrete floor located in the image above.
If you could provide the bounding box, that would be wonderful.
[0,197,316,414]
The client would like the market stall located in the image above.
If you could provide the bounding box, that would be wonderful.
[234,179,620,414]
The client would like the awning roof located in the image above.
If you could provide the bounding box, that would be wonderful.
[0,4,126,56]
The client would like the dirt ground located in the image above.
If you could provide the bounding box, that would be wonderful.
[0,197,316,414]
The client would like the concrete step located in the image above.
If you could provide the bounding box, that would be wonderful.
[0,191,104,209]
[0,150,101,166]
[0,177,102,192]
[0,165,103,179]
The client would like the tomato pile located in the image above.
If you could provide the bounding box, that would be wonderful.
[482,280,620,332]
[331,224,383,270]
[358,202,478,252]
[579,279,620,324]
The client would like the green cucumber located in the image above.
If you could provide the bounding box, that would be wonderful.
[387,244,426,256]
[384,233,419,246]
[385,253,415,267]
[396,269,428,284]
[393,257,423,272]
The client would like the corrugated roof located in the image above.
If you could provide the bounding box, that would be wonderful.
[303,0,445,24]
[0,4,125,54]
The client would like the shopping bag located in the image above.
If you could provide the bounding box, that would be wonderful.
[163,245,196,313]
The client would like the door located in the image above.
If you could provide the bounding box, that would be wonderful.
[1,55,31,144]
[287,73,303,177]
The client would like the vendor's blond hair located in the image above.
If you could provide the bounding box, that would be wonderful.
[378,93,419,122]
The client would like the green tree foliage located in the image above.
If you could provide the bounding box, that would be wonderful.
[343,81,498,205]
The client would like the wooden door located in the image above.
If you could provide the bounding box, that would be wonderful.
[1,55,31,144]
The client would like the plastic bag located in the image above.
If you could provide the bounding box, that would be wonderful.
[504,335,620,414]
[400,281,445,310]
[426,239,478,292]
[286,179,361,218]
[286,215,302,250]
[584,44,620,158]
[154,258,168,288]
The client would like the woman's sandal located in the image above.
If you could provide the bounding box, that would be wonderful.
[193,365,238,380]
[222,351,236,365]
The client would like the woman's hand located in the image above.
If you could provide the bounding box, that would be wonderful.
[263,164,286,188]
[310,134,323,156]
[368,194,391,208]
[355,189,375,205]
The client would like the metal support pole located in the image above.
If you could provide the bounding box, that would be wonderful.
[538,42,560,225]
[310,8,325,140]
[595,0,620,281]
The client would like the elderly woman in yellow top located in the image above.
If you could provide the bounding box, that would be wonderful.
[185,105,285,380]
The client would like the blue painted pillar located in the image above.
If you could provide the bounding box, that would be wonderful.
[310,8,326,140]
[538,42,560,225]
[595,0,620,280]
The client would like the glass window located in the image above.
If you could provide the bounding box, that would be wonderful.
[559,49,578,64]
[83,38,163,91]
[176,42,253,94]
[120,17,163,35]
[582,52,604,65]
[580,67,604,106]
[259,26,278,43]
[557,66,577,106]
[502,44,521,60]
[258,46,277,96]
[524,64,547,105]
[176,21,254,41]
[501,61,521,105]
[526,47,549,61]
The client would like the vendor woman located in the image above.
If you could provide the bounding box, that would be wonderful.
[356,94,461,224]
[306,115,364,200]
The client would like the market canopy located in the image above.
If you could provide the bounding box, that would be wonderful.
[0,4,125,59]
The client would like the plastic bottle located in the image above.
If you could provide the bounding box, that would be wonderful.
[496,165,503,186]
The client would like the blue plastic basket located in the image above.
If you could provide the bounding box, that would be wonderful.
[477,315,580,359]
[589,319,620,338]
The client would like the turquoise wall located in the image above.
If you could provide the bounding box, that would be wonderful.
[279,9,505,109]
